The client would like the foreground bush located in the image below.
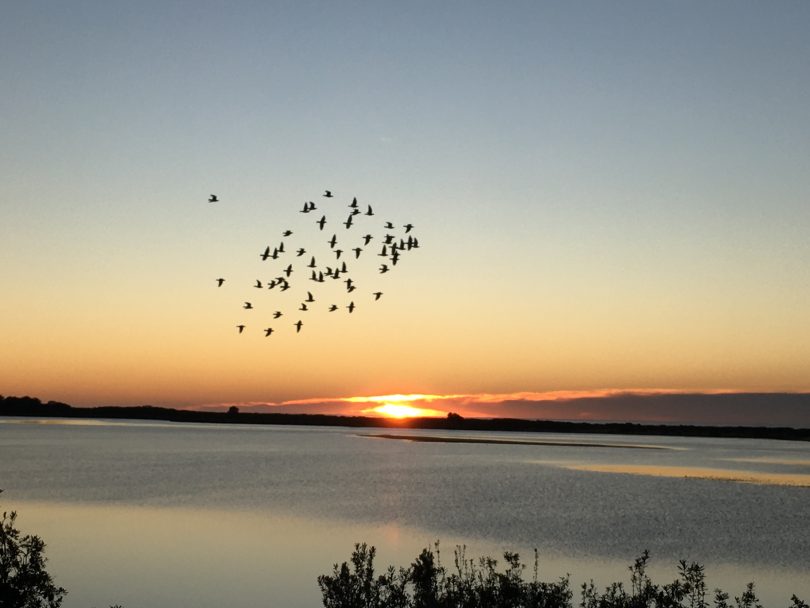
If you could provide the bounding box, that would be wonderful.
[318,543,808,608]
[0,491,66,608]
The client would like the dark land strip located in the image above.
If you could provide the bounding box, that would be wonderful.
[362,433,671,449]
[1,395,808,441]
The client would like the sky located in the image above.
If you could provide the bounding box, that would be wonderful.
[2,2,809,424]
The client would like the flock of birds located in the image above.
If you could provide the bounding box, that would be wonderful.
[210,190,420,336]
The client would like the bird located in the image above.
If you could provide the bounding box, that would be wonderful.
[377,245,388,257]
[391,251,400,266]
[299,202,311,213]
[323,190,333,198]
[328,304,338,312]
[296,248,306,256]
[384,221,394,229]
[284,264,293,277]
[267,279,278,289]
[282,230,293,237]
[365,205,374,216]
[295,320,303,332]
[306,291,315,302]
[260,246,271,261]
[404,223,414,233]
[216,278,225,287]
[277,242,285,253]
[349,197,358,208]
[363,234,373,246]
[328,234,338,248]
[353,247,362,259]
[373,292,383,301]
[264,328,274,337]
[254,279,263,288]
[208,194,218,203]
[344,278,354,290]
[383,234,394,244]
[317,216,327,230]
[307,256,317,268]
[334,249,343,259]
[379,264,389,273]
[236,324,245,333]
[243,302,253,309]
[299,303,309,311]
[280,283,291,292]
[307,201,316,211]
[273,311,283,319]
[343,215,354,229]
[347,301,355,313]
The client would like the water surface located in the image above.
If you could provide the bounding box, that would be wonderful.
[1,418,807,607]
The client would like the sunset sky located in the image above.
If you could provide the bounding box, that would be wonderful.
[2,3,809,424]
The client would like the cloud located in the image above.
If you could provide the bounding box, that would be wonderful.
[191,389,810,427]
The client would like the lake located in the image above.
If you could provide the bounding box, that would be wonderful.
[1,418,808,607]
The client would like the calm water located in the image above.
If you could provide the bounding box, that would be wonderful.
[1,418,808,607]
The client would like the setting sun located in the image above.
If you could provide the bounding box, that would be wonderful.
[368,403,446,418]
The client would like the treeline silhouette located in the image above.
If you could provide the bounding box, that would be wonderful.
[320,543,807,608]
[1,395,808,442]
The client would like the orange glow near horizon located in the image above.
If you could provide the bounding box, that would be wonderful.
[364,403,446,419]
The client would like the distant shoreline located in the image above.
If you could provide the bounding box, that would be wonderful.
[2,395,808,441]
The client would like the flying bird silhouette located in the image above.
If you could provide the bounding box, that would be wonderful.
[209,189,421,337]
[208,195,218,203]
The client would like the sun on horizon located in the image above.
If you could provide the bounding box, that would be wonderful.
[365,402,446,419]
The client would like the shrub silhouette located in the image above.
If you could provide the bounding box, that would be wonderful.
[0,490,66,608]
[319,544,806,608]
